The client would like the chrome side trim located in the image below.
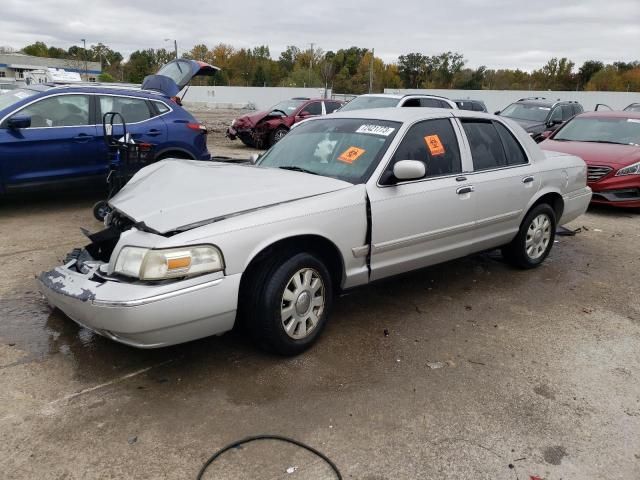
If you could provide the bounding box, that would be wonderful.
[92,278,223,308]
[351,246,369,258]
[475,210,522,227]
[372,220,476,254]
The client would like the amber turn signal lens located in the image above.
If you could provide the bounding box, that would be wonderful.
[166,256,191,270]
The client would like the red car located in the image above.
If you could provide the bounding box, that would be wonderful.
[226,97,344,148]
[540,111,640,208]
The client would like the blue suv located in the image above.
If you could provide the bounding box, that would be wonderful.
[0,59,218,194]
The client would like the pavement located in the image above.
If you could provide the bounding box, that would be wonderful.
[1,131,639,479]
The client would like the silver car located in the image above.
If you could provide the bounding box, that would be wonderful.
[38,108,592,355]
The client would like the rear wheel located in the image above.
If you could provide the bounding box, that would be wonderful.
[246,252,333,355]
[502,204,556,269]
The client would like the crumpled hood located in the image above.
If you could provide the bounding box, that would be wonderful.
[236,109,283,127]
[541,140,640,167]
[109,160,353,234]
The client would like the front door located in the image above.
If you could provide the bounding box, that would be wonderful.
[367,117,477,280]
[0,93,100,186]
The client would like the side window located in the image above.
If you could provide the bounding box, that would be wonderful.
[386,118,462,180]
[473,102,486,112]
[99,96,152,123]
[438,100,453,109]
[461,120,507,171]
[324,101,342,113]
[12,94,90,127]
[494,122,528,166]
[419,98,441,108]
[561,105,574,121]
[402,98,421,107]
[574,104,584,114]
[303,102,322,116]
[549,107,562,123]
[152,101,170,115]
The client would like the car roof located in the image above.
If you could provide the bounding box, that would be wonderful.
[515,97,581,107]
[32,83,170,99]
[318,106,493,123]
[577,110,640,120]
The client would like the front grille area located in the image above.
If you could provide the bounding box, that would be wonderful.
[587,165,612,182]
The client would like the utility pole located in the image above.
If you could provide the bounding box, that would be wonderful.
[308,42,315,87]
[369,48,374,93]
[81,38,87,80]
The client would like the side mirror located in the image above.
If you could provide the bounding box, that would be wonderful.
[299,111,311,117]
[249,153,262,164]
[393,160,426,181]
[548,119,562,127]
[7,115,31,129]
[494,110,501,115]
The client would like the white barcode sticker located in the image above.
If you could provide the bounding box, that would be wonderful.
[356,124,396,136]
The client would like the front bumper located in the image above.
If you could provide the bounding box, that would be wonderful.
[37,263,241,348]
[589,175,640,208]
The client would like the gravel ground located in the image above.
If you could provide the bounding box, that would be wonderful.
[1,112,639,479]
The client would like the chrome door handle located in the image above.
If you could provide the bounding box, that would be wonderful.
[522,176,535,184]
[456,186,474,195]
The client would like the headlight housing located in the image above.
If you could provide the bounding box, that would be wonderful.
[616,161,640,176]
[114,245,224,280]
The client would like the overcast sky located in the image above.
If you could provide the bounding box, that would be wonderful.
[1,0,638,71]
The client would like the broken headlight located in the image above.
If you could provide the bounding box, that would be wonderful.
[114,245,224,280]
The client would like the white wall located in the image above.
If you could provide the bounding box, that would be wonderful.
[181,86,331,110]
[384,89,640,112]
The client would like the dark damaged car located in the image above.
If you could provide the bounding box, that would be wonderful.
[226,97,344,148]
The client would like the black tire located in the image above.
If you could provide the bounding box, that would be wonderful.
[92,200,110,221]
[245,252,333,356]
[269,127,288,147]
[502,203,556,269]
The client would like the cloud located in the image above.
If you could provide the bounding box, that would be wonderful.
[1,0,638,71]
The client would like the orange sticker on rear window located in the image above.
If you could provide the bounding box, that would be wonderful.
[424,135,445,156]
[338,146,366,164]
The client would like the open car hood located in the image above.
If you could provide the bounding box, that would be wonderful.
[141,59,220,97]
[109,160,352,234]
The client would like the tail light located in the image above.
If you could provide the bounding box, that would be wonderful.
[186,123,208,134]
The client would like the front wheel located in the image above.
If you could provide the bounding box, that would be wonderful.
[269,127,288,147]
[247,252,333,355]
[502,204,556,269]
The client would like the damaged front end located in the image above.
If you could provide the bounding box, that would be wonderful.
[37,212,241,348]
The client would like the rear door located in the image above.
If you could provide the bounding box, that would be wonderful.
[97,95,168,157]
[0,93,101,186]
[367,117,476,280]
[457,118,538,252]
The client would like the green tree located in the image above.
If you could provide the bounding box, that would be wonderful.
[578,60,604,89]
[398,52,428,88]
[22,41,49,57]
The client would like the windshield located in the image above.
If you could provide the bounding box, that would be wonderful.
[0,88,38,111]
[270,99,305,114]
[624,104,640,112]
[339,96,400,112]
[553,117,640,145]
[500,103,550,122]
[258,118,401,183]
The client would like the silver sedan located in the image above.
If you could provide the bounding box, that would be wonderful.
[38,108,592,355]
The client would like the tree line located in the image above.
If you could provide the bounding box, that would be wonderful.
[2,42,638,92]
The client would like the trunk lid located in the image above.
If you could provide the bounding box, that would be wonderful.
[141,59,220,97]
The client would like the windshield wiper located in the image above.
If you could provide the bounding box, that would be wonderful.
[579,140,629,145]
[278,166,318,175]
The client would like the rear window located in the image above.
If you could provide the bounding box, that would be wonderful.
[0,88,39,111]
[339,96,399,112]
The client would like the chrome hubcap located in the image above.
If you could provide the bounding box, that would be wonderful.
[525,214,552,260]
[281,268,324,339]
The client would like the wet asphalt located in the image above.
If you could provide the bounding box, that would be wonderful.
[1,143,639,478]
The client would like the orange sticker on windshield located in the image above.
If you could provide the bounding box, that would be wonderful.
[424,135,445,156]
[338,146,366,164]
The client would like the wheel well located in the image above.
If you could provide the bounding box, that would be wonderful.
[156,149,194,160]
[240,235,345,295]
[532,192,564,220]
